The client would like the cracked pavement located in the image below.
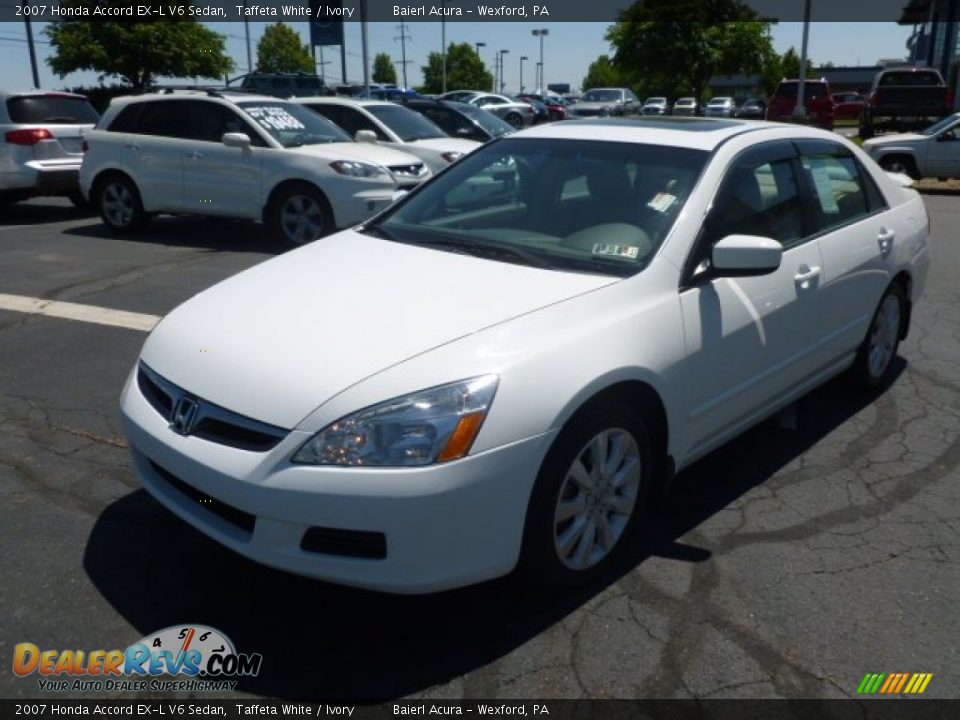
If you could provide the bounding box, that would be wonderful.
[1,197,958,701]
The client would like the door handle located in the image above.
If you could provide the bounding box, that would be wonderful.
[877,227,895,254]
[185,150,204,159]
[794,265,822,287]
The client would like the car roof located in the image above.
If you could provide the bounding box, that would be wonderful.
[510,117,799,151]
[294,96,394,108]
[110,90,280,106]
[1,89,88,99]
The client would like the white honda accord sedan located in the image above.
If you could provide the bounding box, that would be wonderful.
[120,117,931,594]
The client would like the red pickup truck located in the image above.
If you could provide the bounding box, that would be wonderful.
[860,67,953,138]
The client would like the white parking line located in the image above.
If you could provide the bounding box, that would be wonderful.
[0,293,160,332]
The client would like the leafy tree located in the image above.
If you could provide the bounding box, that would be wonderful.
[256,23,313,74]
[373,53,398,84]
[420,43,493,94]
[46,15,232,90]
[606,0,775,102]
[582,55,624,91]
[780,46,818,79]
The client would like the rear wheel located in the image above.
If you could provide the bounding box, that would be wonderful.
[850,282,906,390]
[505,112,524,129]
[266,184,334,248]
[520,400,653,588]
[95,175,147,233]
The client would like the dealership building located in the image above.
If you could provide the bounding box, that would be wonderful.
[902,0,960,107]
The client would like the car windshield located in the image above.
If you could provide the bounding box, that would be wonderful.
[775,83,829,99]
[7,95,99,124]
[366,104,446,141]
[646,98,667,104]
[366,138,707,278]
[676,98,695,105]
[457,103,515,137]
[922,114,960,135]
[708,98,731,105]
[238,101,350,147]
[880,71,941,87]
[582,90,622,102]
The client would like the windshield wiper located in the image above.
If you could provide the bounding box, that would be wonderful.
[411,235,552,269]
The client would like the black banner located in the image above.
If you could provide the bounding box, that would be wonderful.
[309,0,345,47]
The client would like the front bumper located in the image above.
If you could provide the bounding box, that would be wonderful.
[120,368,555,594]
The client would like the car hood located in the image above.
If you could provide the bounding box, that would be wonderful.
[287,141,424,166]
[405,137,481,154]
[140,230,616,428]
[864,133,926,148]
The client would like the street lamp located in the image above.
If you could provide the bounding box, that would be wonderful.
[536,62,543,94]
[499,49,510,93]
[475,41,486,56]
[519,56,528,93]
[532,28,548,92]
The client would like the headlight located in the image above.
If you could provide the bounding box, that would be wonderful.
[441,151,464,164]
[329,160,387,178]
[599,106,611,116]
[292,376,499,467]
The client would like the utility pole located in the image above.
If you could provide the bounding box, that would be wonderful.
[243,0,253,74]
[441,0,448,94]
[520,56,528,93]
[794,0,812,118]
[395,22,412,88]
[499,49,509,93]
[360,0,369,94]
[22,0,40,89]
[314,46,331,84]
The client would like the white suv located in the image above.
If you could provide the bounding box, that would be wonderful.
[80,90,431,246]
[295,97,480,173]
[0,90,99,208]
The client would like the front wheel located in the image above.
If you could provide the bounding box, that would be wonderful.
[879,155,920,180]
[266,184,333,248]
[520,400,653,588]
[850,283,906,390]
[505,112,524,129]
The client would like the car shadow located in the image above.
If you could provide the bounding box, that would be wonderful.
[64,216,283,255]
[83,363,904,701]
[0,198,93,225]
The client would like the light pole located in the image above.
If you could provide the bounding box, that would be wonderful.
[532,28,548,92]
[520,56,528,94]
[536,62,543,94]
[441,1,449,94]
[475,41,486,56]
[22,0,40,88]
[794,0,812,118]
[499,49,509,93]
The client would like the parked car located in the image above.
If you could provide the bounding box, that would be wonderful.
[704,97,736,117]
[766,80,834,130]
[860,67,953,139]
[516,96,551,124]
[438,90,484,103]
[463,93,536,128]
[642,97,669,115]
[236,73,330,97]
[296,97,479,173]
[0,90,99,209]
[862,111,960,179]
[517,94,568,121]
[80,90,430,247]
[120,117,929,593]
[736,98,767,119]
[568,88,641,117]
[402,98,516,144]
[671,97,698,116]
[832,92,865,121]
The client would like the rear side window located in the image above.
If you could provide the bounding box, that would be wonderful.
[136,101,190,138]
[879,71,941,87]
[7,95,99,124]
[799,153,870,231]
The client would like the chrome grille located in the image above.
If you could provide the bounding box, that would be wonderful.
[137,363,288,452]
[388,163,428,180]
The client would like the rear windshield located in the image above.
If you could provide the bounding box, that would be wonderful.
[775,82,829,99]
[7,95,99,124]
[879,71,942,87]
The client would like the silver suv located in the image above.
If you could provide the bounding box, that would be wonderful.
[0,90,99,208]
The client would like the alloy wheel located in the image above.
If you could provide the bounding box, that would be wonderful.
[102,182,134,227]
[279,194,326,246]
[868,293,901,380]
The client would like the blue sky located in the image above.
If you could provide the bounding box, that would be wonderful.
[0,21,913,92]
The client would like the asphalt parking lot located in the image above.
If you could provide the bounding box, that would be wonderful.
[2,194,959,702]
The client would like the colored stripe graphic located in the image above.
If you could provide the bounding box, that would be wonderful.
[856,673,932,694]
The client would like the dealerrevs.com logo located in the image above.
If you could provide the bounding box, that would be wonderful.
[13,625,262,693]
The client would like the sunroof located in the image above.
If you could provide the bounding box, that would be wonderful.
[566,117,745,132]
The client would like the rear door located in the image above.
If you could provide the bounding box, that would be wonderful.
[927,119,960,177]
[129,100,190,210]
[794,139,892,359]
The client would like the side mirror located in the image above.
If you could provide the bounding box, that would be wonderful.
[355,129,378,144]
[222,132,251,149]
[711,234,782,276]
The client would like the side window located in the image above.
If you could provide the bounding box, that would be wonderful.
[107,103,142,133]
[799,152,870,231]
[858,161,887,212]
[179,101,232,143]
[136,101,190,139]
[707,156,805,248]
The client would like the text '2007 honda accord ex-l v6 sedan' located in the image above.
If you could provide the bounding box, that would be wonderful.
[120,117,931,594]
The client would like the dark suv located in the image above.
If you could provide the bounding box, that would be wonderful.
[766,79,835,130]
[236,73,331,98]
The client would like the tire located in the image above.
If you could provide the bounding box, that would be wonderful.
[505,112,524,129]
[879,155,920,180]
[850,282,906,390]
[68,190,90,211]
[95,174,147,233]
[266,183,334,248]
[520,399,654,588]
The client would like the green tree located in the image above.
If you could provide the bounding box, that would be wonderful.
[372,53,398,84]
[780,46,818,79]
[46,14,232,90]
[606,0,775,102]
[256,22,313,74]
[582,55,623,90]
[420,43,493,94]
